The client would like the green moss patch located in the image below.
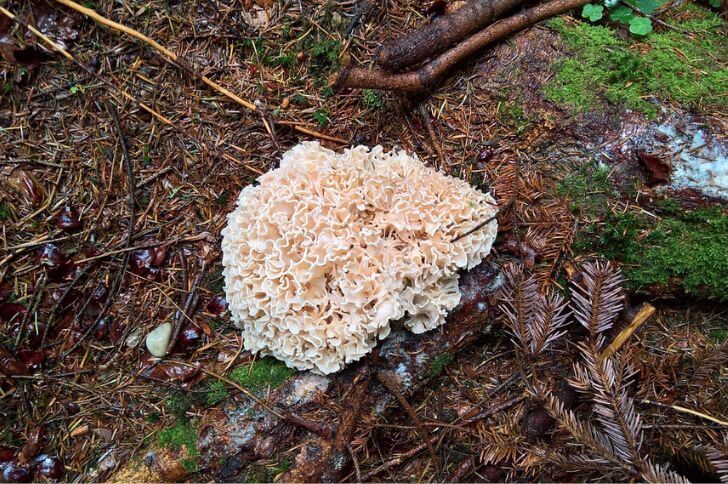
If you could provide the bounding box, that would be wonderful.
[228,357,295,393]
[557,161,616,217]
[158,421,199,460]
[429,352,454,377]
[545,6,727,117]
[242,459,291,483]
[576,207,728,301]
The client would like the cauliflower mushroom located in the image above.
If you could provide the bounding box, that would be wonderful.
[222,142,498,374]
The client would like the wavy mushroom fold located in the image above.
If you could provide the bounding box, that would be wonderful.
[222,141,498,374]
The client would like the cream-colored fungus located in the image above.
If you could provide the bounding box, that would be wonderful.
[221,142,498,374]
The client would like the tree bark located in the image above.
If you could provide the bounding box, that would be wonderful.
[375,0,532,72]
[333,0,589,93]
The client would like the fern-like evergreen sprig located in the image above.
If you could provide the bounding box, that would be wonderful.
[570,260,624,349]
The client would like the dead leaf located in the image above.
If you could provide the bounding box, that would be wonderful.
[637,150,671,186]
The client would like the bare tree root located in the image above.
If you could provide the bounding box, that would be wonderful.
[332,0,589,93]
[375,0,531,72]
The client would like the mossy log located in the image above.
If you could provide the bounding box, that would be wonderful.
[139,262,504,482]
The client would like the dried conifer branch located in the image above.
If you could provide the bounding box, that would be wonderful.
[375,0,531,71]
[499,267,540,354]
[531,291,569,355]
[529,262,688,483]
[570,261,624,349]
[499,266,569,358]
[332,0,590,92]
[707,439,728,483]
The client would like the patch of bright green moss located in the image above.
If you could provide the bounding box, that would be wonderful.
[577,208,728,301]
[181,458,199,473]
[158,421,199,458]
[362,89,383,109]
[545,6,727,117]
[228,357,295,393]
[166,391,194,419]
[204,380,229,406]
[429,352,454,377]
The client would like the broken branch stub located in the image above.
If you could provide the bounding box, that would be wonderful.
[333,0,590,93]
[375,0,530,72]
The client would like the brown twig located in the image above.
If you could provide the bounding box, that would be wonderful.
[375,0,530,71]
[333,0,590,92]
[452,196,515,242]
[447,455,476,482]
[460,395,525,426]
[418,103,447,172]
[51,0,256,111]
[166,260,206,356]
[13,272,47,349]
[601,303,656,360]
[376,370,442,474]
[361,434,441,480]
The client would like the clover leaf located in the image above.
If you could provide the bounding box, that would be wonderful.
[582,3,605,22]
[629,16,653,35]
[610,5,635,24]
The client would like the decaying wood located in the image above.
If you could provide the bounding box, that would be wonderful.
[140,262,504,481]
[332,0,589,93]
[375,0,530,72]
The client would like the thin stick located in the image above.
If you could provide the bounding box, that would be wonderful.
[601,303,656,360]
[376,370,441,474]
[292,125,348,144]
[172,361,333,438]
[0,5,266,169]
[637,399,728,427]
[166,261,206,355]
[0,7,180,131]
[74,234,209,265]
[361,434,441,480]
[13,273,47,349]
[451,197,514,242]
[52,0,257,111]
[62,102,135,357]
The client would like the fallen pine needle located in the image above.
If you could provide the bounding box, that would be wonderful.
[637,399,728,427]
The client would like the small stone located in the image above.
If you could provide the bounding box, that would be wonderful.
[145,323,172,357]
[125,327,144,349]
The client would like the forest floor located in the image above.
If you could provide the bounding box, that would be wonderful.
[1,0,726,482]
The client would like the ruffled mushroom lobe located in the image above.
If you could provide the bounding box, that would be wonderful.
[222,142,498,374]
